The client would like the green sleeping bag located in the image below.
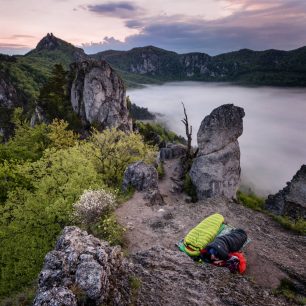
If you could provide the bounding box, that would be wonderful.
[183,213,224,257]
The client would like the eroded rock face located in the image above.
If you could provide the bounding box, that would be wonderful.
[190,104,245,200]
[0,77,18,109]
[159,143,187,161]
[70,60,132,132]
[33,226,131,306]
[197,103,245,155]
[0,74,22,141]
[265,165,306,219]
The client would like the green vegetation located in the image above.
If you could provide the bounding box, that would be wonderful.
[274,278,306,305]
[157,162,165,179]
[127,96,155,120]
[98,45,306,87]
[129,276,142,306]
[38,64,82,129]
[136,121,186,146]
[236,190,306,235]
[183,173,197,202]
[0,283,37,306]
[272,216,306,235]
[0,116,157,299]
[89,128,157,187]
[236,190,265,211]
[90,212,126,246]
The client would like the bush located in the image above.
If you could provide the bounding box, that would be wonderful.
[73,189,116,225]
[136,121,186,146]
[90,213,125,246]
[89,128,157,187]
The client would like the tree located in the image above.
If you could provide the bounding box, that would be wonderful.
[0,145,104,297]
[181,102,192,160]
[38,64,81,129]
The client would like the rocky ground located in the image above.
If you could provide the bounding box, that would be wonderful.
[116,159,306,306]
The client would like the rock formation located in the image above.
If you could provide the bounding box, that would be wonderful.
[190,104,245,200]
[0,72,23,141]
[265,165,306,219]
[122,161,164,205]
[159,143,187,161]
[33,226,132,306]
[132,247,290,306]
[70,60,132,132]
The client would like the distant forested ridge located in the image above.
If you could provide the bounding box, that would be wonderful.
[93,46,306,87]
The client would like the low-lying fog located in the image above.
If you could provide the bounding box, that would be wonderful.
[128,82,306,195]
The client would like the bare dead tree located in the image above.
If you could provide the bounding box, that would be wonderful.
[181,102,192,160]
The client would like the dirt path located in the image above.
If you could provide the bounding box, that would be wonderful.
[116,158,306,305]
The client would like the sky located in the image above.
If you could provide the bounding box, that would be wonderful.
[1,0,306,55]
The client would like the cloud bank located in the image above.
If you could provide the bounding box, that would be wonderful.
[83,0,306,55]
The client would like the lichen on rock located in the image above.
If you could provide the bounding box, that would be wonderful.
[70,60,132,132]
[190,104,245,200]
[33,226,132,306]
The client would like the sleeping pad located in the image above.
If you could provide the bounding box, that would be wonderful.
[183,213,224,257]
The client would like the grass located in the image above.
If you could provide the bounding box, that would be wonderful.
[183,173,197,202]
[129,276,141,306]
[157,162,165,179]
[272,215,306,235]
[0,283,36,306]
[236,190,265,211]
[274,278,306,305]
[236,190,306,235]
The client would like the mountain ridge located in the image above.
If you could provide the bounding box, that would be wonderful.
[2,33,306,107]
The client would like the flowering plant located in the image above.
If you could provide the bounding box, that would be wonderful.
[73,189,116,225]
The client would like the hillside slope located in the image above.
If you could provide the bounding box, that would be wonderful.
[95,46,306,86]
[116,158,306,305]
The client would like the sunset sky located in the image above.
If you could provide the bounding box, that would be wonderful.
[1,0,306,55]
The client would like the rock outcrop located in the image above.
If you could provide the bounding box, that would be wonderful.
[70,60,132,132]
[33,226,132,306]
[159,143,187,161]
[0,72,23,141]
[122,161,164,205]
[132,247,290,306]
[265,165,306,219]
[190,104,245,200]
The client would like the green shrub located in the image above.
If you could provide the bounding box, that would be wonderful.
[272,216,306,235]
[90,213,125,246]
[237,190,306,235]
[157,162,165,179]
[183,173,197,202]
[0,146,104,297]
[236,190,265,211]
[88,128,157,187]
[136,121,186,146]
